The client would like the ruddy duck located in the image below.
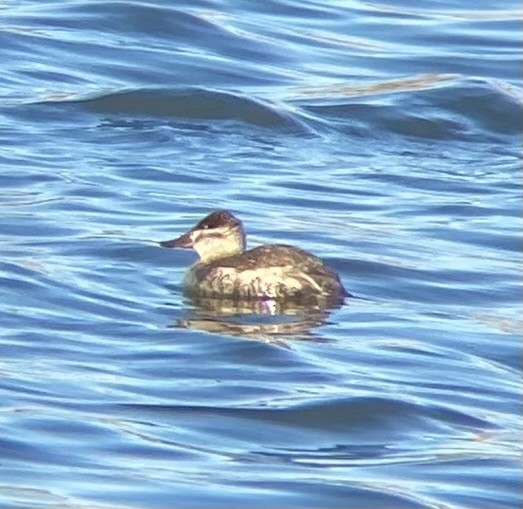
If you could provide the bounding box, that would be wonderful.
[159,210,348,301]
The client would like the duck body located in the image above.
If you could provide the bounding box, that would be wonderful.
[160,210,348,302]
[184,244,346,300]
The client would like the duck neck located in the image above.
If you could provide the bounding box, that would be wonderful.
[195,229,246,263]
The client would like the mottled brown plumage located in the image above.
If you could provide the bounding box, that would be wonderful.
[159,210,348,301]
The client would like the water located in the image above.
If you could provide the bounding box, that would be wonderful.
[0,1,521,508]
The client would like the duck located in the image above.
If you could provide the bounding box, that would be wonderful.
[159,209,348,302]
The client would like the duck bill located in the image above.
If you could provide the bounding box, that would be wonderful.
[159,231,193,249]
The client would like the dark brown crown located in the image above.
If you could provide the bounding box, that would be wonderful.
[195,210,241,230]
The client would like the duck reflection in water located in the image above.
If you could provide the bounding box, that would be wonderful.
[174,295,343,342]
[159,209,349,340]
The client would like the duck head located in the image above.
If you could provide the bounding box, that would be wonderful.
[160,209,246,262]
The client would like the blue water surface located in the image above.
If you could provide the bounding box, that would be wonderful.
[0,1,521,508]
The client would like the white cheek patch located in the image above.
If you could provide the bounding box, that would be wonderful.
[194,227,229,242]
